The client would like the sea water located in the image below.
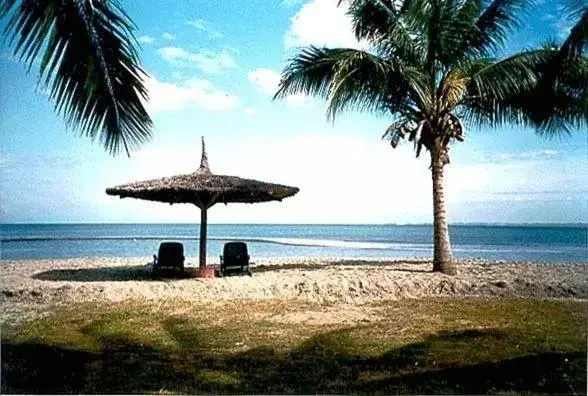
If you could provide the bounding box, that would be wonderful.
[1,223,586,263]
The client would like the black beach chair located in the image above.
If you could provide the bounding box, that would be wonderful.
[220,242,252,277]
[153,242,185,274]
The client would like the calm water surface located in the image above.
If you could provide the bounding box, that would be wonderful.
[1,223,586,263]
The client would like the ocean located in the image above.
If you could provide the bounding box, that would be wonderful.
[1,223,586,263]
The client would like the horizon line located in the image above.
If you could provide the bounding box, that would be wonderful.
[1,222,587,227]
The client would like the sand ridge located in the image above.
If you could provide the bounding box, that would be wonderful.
[1,257,586,323]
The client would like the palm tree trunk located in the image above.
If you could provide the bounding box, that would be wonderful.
[431,146,457,275]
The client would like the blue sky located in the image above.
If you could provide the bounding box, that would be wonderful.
[0,0,586,224]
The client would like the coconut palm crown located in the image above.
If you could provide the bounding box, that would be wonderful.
[1,0,153,156]
[275,0,587,275]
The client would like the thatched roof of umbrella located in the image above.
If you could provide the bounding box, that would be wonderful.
[106,138,299,270]
[105,172,298,207]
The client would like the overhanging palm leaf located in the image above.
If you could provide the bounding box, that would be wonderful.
[1,0,152,156]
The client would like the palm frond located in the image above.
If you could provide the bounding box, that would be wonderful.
[438,0,481,64]
[325,49,429,120]
[522,50,588,135]
[2,0,152,156]
[400,0,468,76]
[462,89,586,135]
[511,7,587,135]
[344,0,424,64]
[0,0,18,18]
[559,6,587,60]
[275,46,430,121]
[274,46,338,101]
[438,68,471,110]
[460,49,587,134]
[450,0,534,61]
[464,51,541,103]
[457,51,542,127]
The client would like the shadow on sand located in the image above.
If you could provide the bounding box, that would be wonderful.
[32,260,431,282]
[32,265,189,282]
[2,327,584,394]
[253,260,432,274]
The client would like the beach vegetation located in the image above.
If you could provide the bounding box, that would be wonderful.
[274,0,588,275]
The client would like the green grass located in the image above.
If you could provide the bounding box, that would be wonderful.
[2,297,586,394]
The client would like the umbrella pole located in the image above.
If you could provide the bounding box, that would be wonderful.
[199,207,207,268]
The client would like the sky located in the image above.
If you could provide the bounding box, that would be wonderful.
[0,0,586,224]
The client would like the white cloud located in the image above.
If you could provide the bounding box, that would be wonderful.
[158,46,237,74]
[248,67,314,107]
[143,75,239,114]
[248,68,281,94]
[138,35,155,44]
[0,154,84,171]
[284,0,364,49]
[186,18,223,39]
[477,149,561,163]
[285,94,314,107]
[159,47,187,59]
[497,150,560,162]
[171,71,185,80]
[162,32,176,40]
[244,108,258,117]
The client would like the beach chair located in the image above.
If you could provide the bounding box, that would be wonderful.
[220,242,252,277]
[153,242,185,274]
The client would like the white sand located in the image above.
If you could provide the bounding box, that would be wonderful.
[1,257,586,323]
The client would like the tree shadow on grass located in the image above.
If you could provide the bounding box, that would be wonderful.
[2,325,585,394]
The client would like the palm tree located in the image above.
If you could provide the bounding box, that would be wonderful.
[1,0,153,156]
[275,0,587,275]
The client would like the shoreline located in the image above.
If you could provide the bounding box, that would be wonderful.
[1,257,587,324]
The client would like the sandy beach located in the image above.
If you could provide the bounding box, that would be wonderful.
[1,257,586,324]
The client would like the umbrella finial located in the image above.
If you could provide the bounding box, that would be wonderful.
[197,136,211,175]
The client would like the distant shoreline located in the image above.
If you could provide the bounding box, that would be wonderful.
[3,222,587,227]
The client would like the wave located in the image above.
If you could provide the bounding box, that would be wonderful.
[1,235,580,255]
[236,237,433,251]
[0,235,421,250]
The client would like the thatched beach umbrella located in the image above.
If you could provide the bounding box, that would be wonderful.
[106,138,299,271]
